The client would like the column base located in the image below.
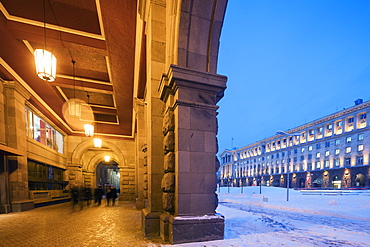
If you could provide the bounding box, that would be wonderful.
[142,207,160,238]
[11,200,34,212]
[168,213,224,244]
[0,204,11,214]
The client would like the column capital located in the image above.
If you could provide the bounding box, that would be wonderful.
[3,80,31,101]
[159,65,227,103]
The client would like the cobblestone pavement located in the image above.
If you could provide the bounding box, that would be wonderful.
[0,201,164,247]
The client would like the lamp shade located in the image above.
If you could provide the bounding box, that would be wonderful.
[84,124,94,137]
[94,138,102,148]
[67,98,82,118]
[104,155,111,162]
[34,49,57,82]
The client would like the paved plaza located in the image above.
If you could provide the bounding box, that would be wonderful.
[0,201,164,247]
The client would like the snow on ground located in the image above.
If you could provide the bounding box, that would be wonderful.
[161,186,370,247]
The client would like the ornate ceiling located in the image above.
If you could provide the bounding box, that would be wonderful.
[0,0,141,138]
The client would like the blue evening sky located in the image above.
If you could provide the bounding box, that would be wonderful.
[217,0,370,154]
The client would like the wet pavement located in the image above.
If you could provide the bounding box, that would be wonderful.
[0,200,164,247]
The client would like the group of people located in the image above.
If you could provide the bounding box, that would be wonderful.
[70,184,118,210]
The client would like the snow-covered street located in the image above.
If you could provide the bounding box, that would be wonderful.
[164,187,370,247]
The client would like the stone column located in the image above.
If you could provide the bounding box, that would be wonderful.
[134,98,146,209]
[159,65,227,244]
[3,80,33,212]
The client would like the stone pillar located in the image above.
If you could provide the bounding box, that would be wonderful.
[134,98,146,209]
[141,0,167,238]
[159,65,227,244]
[3,81,33,212]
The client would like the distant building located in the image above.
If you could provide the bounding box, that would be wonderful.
[219,99,370,189]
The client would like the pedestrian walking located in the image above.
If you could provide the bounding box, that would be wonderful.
[94,185,103,206]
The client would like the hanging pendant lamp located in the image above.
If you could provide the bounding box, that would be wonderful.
[84,124,94,137]
[34,0,57,82]
[94,138,102,148]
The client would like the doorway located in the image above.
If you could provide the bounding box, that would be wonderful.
[96,161,120,194]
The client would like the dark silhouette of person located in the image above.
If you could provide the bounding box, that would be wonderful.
[94,185,103,206]
[85,186,92,206]
[71,185,79,210]
[110,186,118,206]
[106,185,117,206]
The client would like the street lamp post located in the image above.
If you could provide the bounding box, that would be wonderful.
[276,130,301,202]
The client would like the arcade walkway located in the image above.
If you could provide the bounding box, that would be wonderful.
[0,201,163,247]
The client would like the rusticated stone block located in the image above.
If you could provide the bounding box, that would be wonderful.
[164,152,175,173]
[144,156,148,166]
[163,110,174,135]
[162,192,175,212]
[143,182,148,190]
[161,173,175,192]
[164,131,175,153]
[144,174,148,182]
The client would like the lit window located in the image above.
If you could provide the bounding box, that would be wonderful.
[301,147,305,153]
[308,146,313,151]
[324,160,330,168]
[346,136,352,143]
[316,161,321,169]
[345,147,351,153]
[335,139,341,145]
[335,149,340,155]
[358,133,364,141]
[358,144,364,152]
[358,113,367,128]
[316,152,321,158]
[325,151,330,157]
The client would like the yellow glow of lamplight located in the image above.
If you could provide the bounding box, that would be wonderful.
[84,124,94,137]
[104,155,110,162]
[34,49,57,82]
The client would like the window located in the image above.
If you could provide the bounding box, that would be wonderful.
[25,107,64,154]
[308,154,312,160]
[307,162,313,170]
[282,152,285,157]
[334,158,340,167]
[335,149,340,155]
[324,160,330,168]
[294,149,298,154]
[316,143,321,149]
[345,147,351,153]
[325,141,330,148]
[344,157,351,167]
[316,152,321,158]
[356,155,363,165]
[300,155,304,161]
[358,133,364,141]
[309,129,315,135]
[325,151,330,157]
[316,161,321,169]
[276,153,280,158]
[308,145,313,151]
[28,160,66,190]
[318,127,323,133]
[347,117,354,123]
[358,113,367,128]
[335,139,341,145]
[346,136,352,143]
[301,147,305,153]
[358,144,364,152]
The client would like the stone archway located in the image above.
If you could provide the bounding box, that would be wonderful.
[68,139,134,201]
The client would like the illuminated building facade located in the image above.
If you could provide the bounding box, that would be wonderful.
[219,99,370,189]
